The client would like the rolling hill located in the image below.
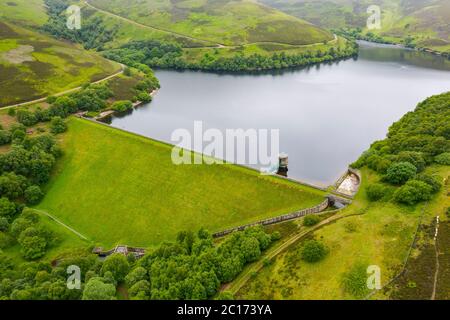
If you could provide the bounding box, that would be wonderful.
[260,0,450,53]
[0,0,121,107]
[88,0,334,46]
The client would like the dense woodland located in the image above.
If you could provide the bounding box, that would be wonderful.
[0,225,278,300]
[353,92,450,205]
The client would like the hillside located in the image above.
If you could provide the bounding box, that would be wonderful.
[0,0,121,107]
[36,117,326,247]
[260,0,450,53]
[88,0,334,46]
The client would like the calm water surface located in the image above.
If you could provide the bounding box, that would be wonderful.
[110,42,450,186]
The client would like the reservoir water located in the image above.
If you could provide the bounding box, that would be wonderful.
[109,42,450,186]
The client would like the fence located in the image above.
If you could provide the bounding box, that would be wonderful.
[213,198,330,238]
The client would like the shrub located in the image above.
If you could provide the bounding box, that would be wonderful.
[46,96,57,104]
[24,186,44,205]
[50,117,67,134]
[7,108,16,116]
[415,174,442,194]
[397,151,426,172]
[366,183,387,201]
[385,162,417,185]
[0,130,12,145]
[303,215,321,226]
[16,109,38,127]
[111,100,133,112]
[136,91,152,103]
[393,180,433,205]
[301,239,328,263]
[435,153,450,165]
[341,262,369,298]
[0,217,9,232]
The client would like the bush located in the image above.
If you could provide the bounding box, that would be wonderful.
[301,239,328,263]
[0,130,12,145]
[341,262,369,298]
[50,117,67,134]
[111,100,133,112]
[303,215,321,226]
[136,91,152,103]
[24,186,44,205]
[0,217,9,232]
[366,183,387,201]
[393,180,433,205]
[397,151,426,172]
[7,108,16,117]
[385,162,417,185]
[435,153,450,165]
[16,109,38,127]
[416,174,442,193]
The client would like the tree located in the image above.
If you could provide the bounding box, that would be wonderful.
[0,130,12,146]
[19,235,47,260]
[0,217,9,232]
[16,109,38,127]
[435,152,450,165]
[111,100,133,112]
[301,240,328,263]
[341,262,369,298]
[82,278,116,300]
[50,117,67,134]
[385,162,417,185]
[0,197,16,220]
[394,180,433,205]
[24,186,44,205]
[366,183,387,202]
[416,174,442,194]
[125,267,147,288]
[303,215,321,226]
[128,280,150,299]
[101,253,130,282]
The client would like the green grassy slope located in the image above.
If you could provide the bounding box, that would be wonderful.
[88,0,334,46]
[260,0,450,53]
[0,0,122,107]
[36,118,326,248]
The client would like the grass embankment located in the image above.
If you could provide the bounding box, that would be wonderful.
[36,117,326,248]
[0,20,121,107]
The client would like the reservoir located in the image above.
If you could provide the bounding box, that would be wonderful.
[109,42,450,186]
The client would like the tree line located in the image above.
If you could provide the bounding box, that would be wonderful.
[352,92,449,205]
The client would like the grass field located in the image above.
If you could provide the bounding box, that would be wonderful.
[36,117,326,248]
[235,166,449,299]
[0,20,121,107]
[88,0,334,46]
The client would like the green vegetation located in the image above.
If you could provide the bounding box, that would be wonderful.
[261,0,450,55]
[235,92,449,299]
[89,0,333,46]
[300,239,328,263]
[37,117,325,247]
[0,16,121,107]
[40,0,356,71]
